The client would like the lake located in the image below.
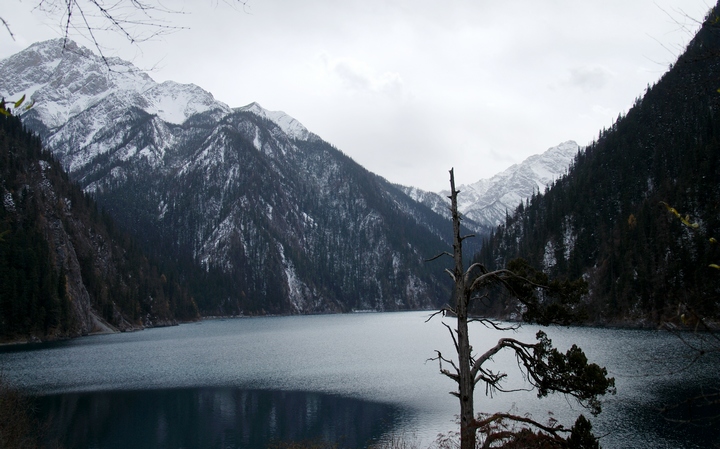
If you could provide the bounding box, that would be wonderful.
[1,311,718,448]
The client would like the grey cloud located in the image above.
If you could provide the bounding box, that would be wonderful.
[565,66,614,91]
[322,54,406,99]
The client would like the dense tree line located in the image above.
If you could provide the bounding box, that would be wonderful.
[0,113,198,341]
[81,109,451,316]
[476,5,720,324]
[0,117,70,336]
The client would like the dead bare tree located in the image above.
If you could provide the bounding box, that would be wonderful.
[428,168,615,449]
[2,1,248,65]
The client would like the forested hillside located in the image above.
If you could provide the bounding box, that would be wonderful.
[476,5,720,325]
[0,114,198,341]
[0,40,454,316]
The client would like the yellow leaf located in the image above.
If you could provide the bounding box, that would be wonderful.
[679,216,698,228]
[660,202,681,218]
[13,94,25,109]
[709,264,720,270]
[710,238,718,244]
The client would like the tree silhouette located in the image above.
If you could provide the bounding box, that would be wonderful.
[429,169,614,449]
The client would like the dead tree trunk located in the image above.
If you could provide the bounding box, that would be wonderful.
[449,169,476,449]
[431,168,615,449]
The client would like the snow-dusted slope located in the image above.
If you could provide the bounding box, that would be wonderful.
[0,40,329,177]
[455,141,580,226]
[141,80,229,125]
[1,39,451,315]
[238,102,314,141]
[0,39,319,145]
[1,39,578,315]
[0,40,155,129]
[401,141,580,230]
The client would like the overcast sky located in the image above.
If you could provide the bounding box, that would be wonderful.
[1,0,713,191]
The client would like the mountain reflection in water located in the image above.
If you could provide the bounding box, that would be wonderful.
[35,388,399,449]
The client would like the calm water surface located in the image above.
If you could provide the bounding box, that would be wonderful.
[1,311,718,448]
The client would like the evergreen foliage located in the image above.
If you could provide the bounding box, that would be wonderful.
[430,170,613,449]
[0,113,198,341]
[79,109,451,315]
[477,4,720,324]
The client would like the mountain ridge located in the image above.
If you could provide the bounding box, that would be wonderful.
[1,39,454,315]
[400,141,579,231]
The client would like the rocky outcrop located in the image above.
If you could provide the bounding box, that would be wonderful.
[0,114,196,341]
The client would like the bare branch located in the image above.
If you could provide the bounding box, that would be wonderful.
[660,390,720,424]
[1,17,15,40]
[428,350,460,382]
[468,268,545,294]
[442,321,459,353]
[464,262,487,276]
[468,317,520,332]
[424,307,454,323]
[425,251,453,262]
[474,367,508,393]
[475,412,570,435]
[429,169,612,449]
[17,1,247,68]
[471,337,535,380]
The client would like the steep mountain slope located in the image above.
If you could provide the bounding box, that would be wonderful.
[0,113,198,341]
[477,5,720,324]
[0,39,452,315]
[400,141,579,231]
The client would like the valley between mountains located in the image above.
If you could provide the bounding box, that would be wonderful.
[0,39,576,340]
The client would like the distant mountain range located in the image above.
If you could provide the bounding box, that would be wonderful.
[0,39,578,319]
[399,141,579,232]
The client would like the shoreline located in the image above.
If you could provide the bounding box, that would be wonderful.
[1,309,717,347]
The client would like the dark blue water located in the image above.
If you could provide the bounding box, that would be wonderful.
[1,311,718,448]
[34,388,398,449]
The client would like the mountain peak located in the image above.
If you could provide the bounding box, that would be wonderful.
[401,141,580,231]
[0,39,240,129]
[1,40,453,315]
[455,141,580,225]
[466,140,579,196]
[238,102,312,141]
[141,80,230,125]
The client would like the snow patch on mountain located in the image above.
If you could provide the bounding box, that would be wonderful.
[0,39,158,129]
[399,141,580,231]
[0,39,326,187]
[239,102,312,141]
[141,81,230,125]
[1,39,454,314]
[453,141,580,227]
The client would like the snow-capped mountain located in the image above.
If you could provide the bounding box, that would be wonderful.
[401,141,580,230]
[238,102,313,141]
[1,39,451,315]
[0,40,227,129]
